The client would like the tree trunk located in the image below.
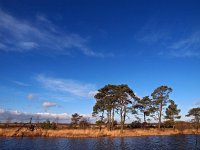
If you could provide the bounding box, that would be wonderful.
[143,112,146,129]
[122,107,126,132]
[120,106,126,133]
[158,103,162,129]
[107,112,110,130]
[109,110,112,131]
[111,108,115,130]
[106,110,112,131]
[120,107,123,133]
[99,111,104,131]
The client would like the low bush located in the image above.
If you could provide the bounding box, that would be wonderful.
[41,120,57,130]
[128,121,142,128]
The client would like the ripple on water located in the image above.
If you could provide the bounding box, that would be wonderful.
[0,135,200,150]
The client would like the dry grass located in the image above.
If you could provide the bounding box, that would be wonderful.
[0,128,198,138]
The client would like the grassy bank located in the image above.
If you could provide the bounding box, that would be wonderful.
[0,128,199,138]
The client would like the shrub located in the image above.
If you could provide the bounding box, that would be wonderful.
[164,120,174,128]
[79,118,90,129]
[41,120,57,130]
[128,121,142,128]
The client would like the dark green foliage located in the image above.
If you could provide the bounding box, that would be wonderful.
[41,120,57,130]
[186,107,200,132]
[70,113,83,128]
[93,84,138,133]
[71,113,82,125]
[151,85,172,129]
[70,113,90,129]
[115,84,139,133]
[163,120,174,128]
[95,120,105,131]
[128,121,142,128]
[186,107,200,122]
[165,100,181,120]
[93,84,117,131]
[134,96,155,122]
[165,100,181,128]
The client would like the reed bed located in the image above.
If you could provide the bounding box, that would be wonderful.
[0,128,198,138]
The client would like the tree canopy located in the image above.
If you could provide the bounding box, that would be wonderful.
[151,85,172,129]
[186,107,200,123]
[134,96,155,122]
[93,84,138,132]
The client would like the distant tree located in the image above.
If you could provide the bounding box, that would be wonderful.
[186,107,200,132]
[186,107,200,122]
[79,117,90,129]
[134,96,155,123]
[41,120,51,129]
[71,113,82,128]
[151,85,172,129]
[41,120,56,130]
[165,100,181,129]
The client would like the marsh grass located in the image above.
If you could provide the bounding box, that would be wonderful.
[0,128,199,138]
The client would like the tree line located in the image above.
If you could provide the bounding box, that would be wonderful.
[2,84,200,133]
[92,84,200,133]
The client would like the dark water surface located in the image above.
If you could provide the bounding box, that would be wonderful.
[0,135,200,150]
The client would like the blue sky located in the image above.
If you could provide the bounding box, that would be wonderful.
[0,0,200,123]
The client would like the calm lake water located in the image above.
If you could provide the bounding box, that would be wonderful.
[0,135,200,150]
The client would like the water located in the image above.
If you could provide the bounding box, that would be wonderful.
[0,135,199,150]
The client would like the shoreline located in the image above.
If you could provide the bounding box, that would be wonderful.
[0,128,199,138]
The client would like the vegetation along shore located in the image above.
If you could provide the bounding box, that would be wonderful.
[1,84,200,138]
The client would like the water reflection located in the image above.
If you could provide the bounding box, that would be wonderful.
[1,135,200,150]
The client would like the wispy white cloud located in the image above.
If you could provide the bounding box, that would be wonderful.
[136,19,200,59]
[136,19,170,45]
[19,42,38,50]
[36,75,97,98]
[42,101,57,108]
[12,80,30,87]
[168,32,200,58]
[0,9,105,57]
[137,30,169,45]
[137,27,200,58]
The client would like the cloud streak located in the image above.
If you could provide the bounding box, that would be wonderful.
[0,10,104,57]
[36,75,97,98]
[12,81,30,87]
[136,20,200,59]
[168,32,200,58]
[42,101,57,108]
